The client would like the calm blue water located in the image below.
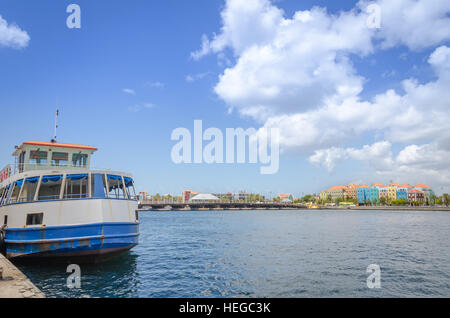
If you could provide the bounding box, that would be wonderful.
[15,210,450,298]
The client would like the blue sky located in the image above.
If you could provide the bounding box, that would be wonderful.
[1,0,450,196]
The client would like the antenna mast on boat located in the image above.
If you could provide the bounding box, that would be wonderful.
[51,109,59,143]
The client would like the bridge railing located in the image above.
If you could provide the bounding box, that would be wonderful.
[139,199,299,206]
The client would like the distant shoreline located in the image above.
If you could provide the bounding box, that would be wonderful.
[319,206,450,212]
[139,206,450,212]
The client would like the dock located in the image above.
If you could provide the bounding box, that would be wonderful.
[0,254,45,298]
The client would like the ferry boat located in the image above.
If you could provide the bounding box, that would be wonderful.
[0,140,139,263]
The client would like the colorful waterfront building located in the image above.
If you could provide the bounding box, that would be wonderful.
[233,191,249,201]
[387,184,399,201]
[378,185,388,201]
[408,189,424,202]
[326,186,348,201]
[182,190,198,203]
[356,185,370,204]
[345,184,358,200]
[414,185,433,203]
[322,182,434,205]
[413,184,434,203]
[279,194,294,202]
[397,184,412,201]
[368,186,380,203]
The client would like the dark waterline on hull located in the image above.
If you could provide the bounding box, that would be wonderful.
[15,210,450,298]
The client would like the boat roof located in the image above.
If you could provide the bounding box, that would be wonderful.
[14,141,98,155]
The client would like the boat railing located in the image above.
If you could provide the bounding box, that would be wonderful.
[8,163,112,176]
[63,194,90,200]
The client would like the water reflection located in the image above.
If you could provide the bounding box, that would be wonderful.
[15,251,140,298]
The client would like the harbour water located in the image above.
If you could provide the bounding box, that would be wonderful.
[15,210,450,298]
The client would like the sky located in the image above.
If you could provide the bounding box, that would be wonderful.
[1,0,450,197]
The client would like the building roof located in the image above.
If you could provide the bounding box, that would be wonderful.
[409,189,423,194]
[414,184,431,189]
[328,185,348,191]
[279,194,292,197]
[390,182,401,187]
[20,141,98,151]
[358,185,370,188]
[372,183,386,187]
[189,193,220,201]
[399,184,412,188]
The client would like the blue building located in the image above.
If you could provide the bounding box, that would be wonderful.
[396,189,408,201]
[369,187,379,203]
[357,186,370,204]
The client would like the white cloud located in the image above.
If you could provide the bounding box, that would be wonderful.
[383,142,450,191]
[254,47,450,154]
[311,141,450,191]
[0,15,30,49]
[201,1,375,119]
[309,147,348,172]
[123,88,136,95]
[127,103,154,113]
[145,81,165,89]
[396,144,450,170]
[185,72,211,83]
[310,141,393,172]
[365,0,450,50]
[192,0,450,190]
[191,34,212,60]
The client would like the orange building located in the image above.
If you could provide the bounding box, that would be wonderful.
[182,190,198,203]
[345,184,358,199]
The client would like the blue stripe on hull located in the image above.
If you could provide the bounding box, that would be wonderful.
[5,223,139,259]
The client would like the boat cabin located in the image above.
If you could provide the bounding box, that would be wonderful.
[13,141,98,173]
[0,141,138,208]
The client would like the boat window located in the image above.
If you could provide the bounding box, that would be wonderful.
[64,174,89,199]
[30,150,48,166]
[107,175,126,199]
[0,187,5,206]
[26,213,43,226]
[9,179,24,204]
[124,177,136,200]
[37,175,63,201]
[3,215,7,226]
[51,152,69,166]
[91,174,107,198]
[18,177,40,203]
[0,185,11,206]
[72,153,88,168]
[18,151,26,173]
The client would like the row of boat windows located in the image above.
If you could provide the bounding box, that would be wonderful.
[19,150,88,168]
[0,174,136,206]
